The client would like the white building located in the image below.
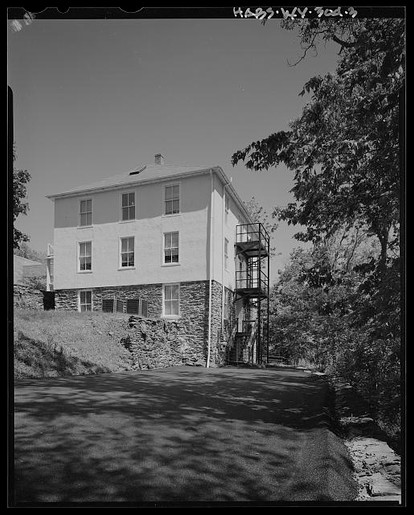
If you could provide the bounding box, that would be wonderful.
[47,155,270,365]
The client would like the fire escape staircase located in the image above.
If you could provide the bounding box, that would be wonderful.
[226,320,258,365]
[226,223,271,365]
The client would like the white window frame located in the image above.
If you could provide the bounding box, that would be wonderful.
[119,236,135,269]
[78,241,92,272]
[163,283,180,318]
[163,231,180,266]
[224,238,229,271]
[120,191,136,221]
[164,183,180,216]
[78,289,93,312]
[79,198,92,227]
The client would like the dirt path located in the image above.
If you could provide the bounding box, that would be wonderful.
[13,366,357,505]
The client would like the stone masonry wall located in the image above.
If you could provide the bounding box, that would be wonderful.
[54,280,228,367]
[54,289,78,310]
[14,284,44,310]
[123,315,204,368]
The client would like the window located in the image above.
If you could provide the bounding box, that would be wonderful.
[164,184,180,215]
[223,291,229,321]
[223,289,232,330]
[120,237,134,267]
[80,199,92,226]
[121,192,135,221]
[79,290,92,312]
[79,241,92,271]
[163,284,179,316]
[126,299,139,315]
[164,232,179,264]
[225,195,229,224]
[224,238,229,270]
[126,298,148,317]
[102,299,114,313]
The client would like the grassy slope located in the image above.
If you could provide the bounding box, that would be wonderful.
[13,309,133,379]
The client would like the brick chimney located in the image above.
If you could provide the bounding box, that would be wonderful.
[154,153,165,165]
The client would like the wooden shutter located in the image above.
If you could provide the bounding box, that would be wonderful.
[140,299,148,318]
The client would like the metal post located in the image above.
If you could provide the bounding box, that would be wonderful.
[257,224,262,365]
[266,233,270,364]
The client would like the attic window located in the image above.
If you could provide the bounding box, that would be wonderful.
[129,166,146,176]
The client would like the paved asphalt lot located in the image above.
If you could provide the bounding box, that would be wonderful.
[13,366,357,505]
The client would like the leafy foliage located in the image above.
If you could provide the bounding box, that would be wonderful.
[270,231,400,438]
[14,242,47,263]
[233,18,403,441]
[243,196,279,256]
[232,18,404,264]
[13,147,31,249]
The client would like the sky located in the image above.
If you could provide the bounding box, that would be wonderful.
[8,13,340,283]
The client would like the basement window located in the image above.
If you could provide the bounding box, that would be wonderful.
[126,298,148,317]
[79,290,92,312]
[163,284,180,317]
[126,299,139,315]
[102,298,114,313]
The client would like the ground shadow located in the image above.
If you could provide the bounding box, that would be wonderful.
[13,367,357,504]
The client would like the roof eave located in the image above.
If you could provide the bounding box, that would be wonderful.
[46,167,214,200]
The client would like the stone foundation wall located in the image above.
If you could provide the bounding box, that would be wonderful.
[54,280,229,367]
[124,315,204,368]
[54,289,78,310]
[93,284,162,318]
[14,284,44,310]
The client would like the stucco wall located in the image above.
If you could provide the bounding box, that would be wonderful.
[210,174,250,291]
[53,174,212,290]
[52,171,250,292]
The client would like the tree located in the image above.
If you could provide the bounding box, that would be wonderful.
[244,196,278,234]
[13,147,31,249]
[243,196,279,257]
[271,230,400,438]
[232,18,404,272]
[14,242,47,263]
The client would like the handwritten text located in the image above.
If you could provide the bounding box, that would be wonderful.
[233,6,358,20]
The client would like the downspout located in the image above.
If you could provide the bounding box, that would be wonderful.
[206,170,214,368]
[221,181,230,334]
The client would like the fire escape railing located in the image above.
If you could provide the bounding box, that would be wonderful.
[230,222,270,365]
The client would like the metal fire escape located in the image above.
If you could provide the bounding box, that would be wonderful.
[227,223,270,365]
